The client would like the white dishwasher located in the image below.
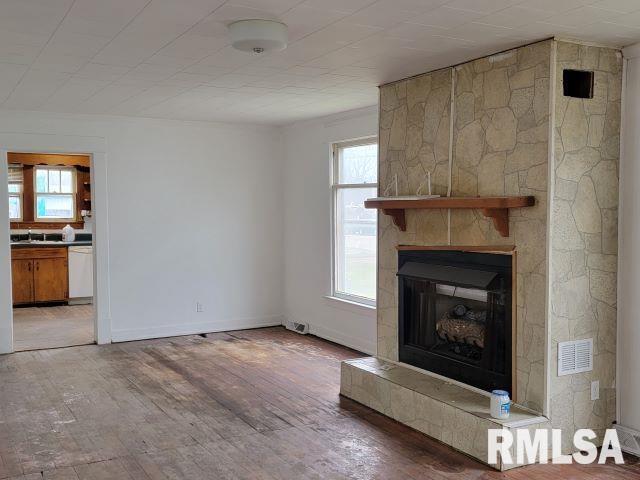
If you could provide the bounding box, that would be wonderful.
[68,245,93,303]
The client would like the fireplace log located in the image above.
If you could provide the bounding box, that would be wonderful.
[436,313,485,348]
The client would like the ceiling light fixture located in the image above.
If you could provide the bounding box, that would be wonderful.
[228,19,288,54]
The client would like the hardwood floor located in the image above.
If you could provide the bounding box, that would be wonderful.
[0,326,637,479]
[12,305,94,351]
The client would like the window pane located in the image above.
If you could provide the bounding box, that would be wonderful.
[48,170,61,193]
[335,187,377,300]
[36,194,74,219]
[8,184,21,193]
[339,143,377,184]
[61,170,73,193]
[36,169,48,193]
[8,196,20,219]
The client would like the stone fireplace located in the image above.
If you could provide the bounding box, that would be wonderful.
[340,38,622,469]
[398,249,513,394]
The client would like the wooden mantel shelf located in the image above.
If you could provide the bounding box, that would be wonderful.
[364,196,535,238]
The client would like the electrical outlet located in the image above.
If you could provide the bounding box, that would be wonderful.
[591,380,600,401]
[196,302,204,313]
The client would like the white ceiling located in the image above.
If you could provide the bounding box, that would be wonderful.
[0,0,639,125]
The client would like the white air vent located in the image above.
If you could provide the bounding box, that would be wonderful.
[285,320,309,335]
[558,338,593,376]
[616,424,640,456]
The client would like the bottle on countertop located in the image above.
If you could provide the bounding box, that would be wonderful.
[62,224,75,242]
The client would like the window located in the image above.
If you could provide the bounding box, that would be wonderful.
[332,139,378,306]
[8,164,23,220]
[34,166,76,221]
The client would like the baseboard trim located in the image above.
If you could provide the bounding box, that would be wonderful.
[307,322,376,355]
[111,315,285,343]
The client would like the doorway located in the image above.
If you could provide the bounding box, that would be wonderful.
[7,152,96,351]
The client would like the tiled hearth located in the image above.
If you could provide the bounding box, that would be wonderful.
[341,357,549,470]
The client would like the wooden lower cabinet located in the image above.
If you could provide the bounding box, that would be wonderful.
[34,257,68,302]
[11,248,68,305]
[11,259,34,304]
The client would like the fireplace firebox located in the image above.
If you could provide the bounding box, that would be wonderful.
[398,250,513,395]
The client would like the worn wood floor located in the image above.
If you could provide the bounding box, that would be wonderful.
[12,305,94,352]
[0,326,638,479]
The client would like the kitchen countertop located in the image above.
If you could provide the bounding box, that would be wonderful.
[11,241,92,248]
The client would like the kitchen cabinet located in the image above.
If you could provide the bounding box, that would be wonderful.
[11,259,34,304]
[11,247,68,305]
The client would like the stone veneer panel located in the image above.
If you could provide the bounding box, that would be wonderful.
[341,357,550,470]
[377,69,451,360]
[450,41,552,413]
[549,41,621,452]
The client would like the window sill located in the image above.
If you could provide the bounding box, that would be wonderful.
[324,295,376,316]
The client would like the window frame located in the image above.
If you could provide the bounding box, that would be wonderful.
[33,165,77,222]
[8,164,23,221]
[330,137,378,307]
[8,194,22,221]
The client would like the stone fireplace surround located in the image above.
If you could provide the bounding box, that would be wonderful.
[339,38,621,469]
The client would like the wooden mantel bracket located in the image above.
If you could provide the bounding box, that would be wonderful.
[382,209,406,231]
[481,208,510,238]
[365,196,535,238]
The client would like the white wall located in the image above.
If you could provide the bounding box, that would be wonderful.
[282,106,378,354]
[0,110,284,348]
[619,44,640,432]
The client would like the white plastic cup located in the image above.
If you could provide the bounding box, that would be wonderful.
[490,390,511,419]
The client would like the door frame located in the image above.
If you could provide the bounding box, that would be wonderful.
[0,133,111,353]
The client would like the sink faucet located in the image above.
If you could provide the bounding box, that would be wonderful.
[27,228,32,241]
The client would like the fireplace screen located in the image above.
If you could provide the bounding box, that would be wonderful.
[398,250,512,394]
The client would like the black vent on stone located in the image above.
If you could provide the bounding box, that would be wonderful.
[563,69,594,98]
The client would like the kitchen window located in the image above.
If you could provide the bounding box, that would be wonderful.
[8,164,23,220]
[331,138,378,306]
[34,166,76,221]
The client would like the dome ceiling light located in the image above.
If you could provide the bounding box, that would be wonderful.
[228,19,288,54]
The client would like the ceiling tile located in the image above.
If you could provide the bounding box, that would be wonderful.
[445,0,521,14]
[77,84,148,113]
[108,85,191,115]
[280,5,348,41]
[31,54,89,74]
[407,6,486,29]
[226,0,304,15]
[0,63,29,103]
[2,70,71,110]
[477,6,554,28]
[40,77,112,110]
[0,0,74,37]
[522,0,598,14]
[155,35,229,61]
[74,63,131,81]
[592,0,640,13]
[206,73,263,88]
[300,0,377,14]
[543,6,624,28]
[0,43,41,66]
[343,3,422,29]
[59,0,149,37]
